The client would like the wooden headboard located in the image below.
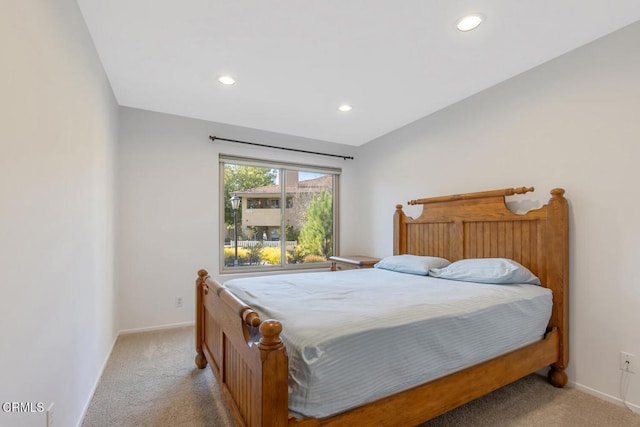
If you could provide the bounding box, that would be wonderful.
[394,186,569,370]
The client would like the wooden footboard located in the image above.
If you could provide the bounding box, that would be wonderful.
[195,270,288,427]
[195,187,569,427]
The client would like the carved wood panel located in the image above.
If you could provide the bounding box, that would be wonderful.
[224,336,255,426]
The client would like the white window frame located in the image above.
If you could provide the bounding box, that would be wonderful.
[219,155,340,274]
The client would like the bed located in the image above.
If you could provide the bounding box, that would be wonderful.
[195,186,569,427]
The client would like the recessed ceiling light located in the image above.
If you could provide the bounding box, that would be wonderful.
[217,75,236,85]
[456,14,483,32]
[338,104,352,112]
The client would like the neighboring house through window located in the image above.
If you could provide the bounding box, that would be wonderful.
[220,155,340,272]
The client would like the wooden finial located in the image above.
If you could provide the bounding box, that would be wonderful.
[259,319,283,349]
[198,269,209,279]
[241,308,261,327]
[511,186,535,195]
[550,188,565,197]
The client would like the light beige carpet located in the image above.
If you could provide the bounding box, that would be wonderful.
[82,326,640,427]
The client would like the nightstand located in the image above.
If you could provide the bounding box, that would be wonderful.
[329,255,381,271]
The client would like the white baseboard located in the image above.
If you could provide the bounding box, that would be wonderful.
[118,320,195,335]
[75,331,119,427]
[570,380,639,413]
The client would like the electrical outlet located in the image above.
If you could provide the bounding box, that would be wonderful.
[46,402,54,427]
[620,351,636,373]
[175,296,183,308]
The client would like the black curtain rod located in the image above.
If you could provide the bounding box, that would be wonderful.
[209,136,354,160]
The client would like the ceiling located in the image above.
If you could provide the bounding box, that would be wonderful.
[76,1,640,146]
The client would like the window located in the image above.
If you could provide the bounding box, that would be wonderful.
[221,156,340,272]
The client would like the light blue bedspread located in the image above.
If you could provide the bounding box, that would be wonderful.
[224,268,552,418]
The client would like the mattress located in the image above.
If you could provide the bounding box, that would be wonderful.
[223,268,552,418]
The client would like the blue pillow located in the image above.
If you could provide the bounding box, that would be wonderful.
[428,258,540,285]
[374,255,451,276]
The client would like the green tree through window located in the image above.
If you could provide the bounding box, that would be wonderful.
[298,191,333,260]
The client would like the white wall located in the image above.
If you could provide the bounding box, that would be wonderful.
[0,1,118,427]
[117,107,356,331]
[350,21,640,410]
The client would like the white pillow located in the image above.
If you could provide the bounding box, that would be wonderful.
[374,255,451,276]
[428,258,540,285]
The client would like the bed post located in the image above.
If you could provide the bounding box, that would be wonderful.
[258,320,289,427]
[195,269,208,369]
[394,204,407,255]
[546,188,569,387]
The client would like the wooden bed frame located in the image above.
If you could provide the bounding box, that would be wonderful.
[195,186,569,427]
